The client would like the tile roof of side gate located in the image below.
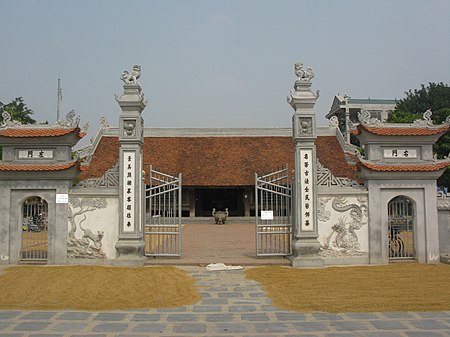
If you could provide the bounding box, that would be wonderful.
[359,160,450,172]
[351,124,450,136]
[0,162,78,171]
[79,135,358,186]
[0,127,86,138]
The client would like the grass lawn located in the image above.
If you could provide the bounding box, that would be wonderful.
[0,265,201,311]
[246,264,450,312]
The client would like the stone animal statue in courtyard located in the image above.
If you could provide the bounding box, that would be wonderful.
[212,208,229,225]
[121,65,141,84]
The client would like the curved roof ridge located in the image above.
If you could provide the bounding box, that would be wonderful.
[0,161,79,171]
[0,127,85,138]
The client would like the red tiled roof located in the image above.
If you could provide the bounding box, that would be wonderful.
[79,135,359,186]
[353,124,449,136]
[0,162,78,171]
[316,136,360,181]
[0,127,84,138]
[359,160,450,172]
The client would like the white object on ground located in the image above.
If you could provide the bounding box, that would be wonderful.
[205,263,244,271]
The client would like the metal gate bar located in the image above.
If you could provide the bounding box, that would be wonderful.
[145,166,182,257]
[388,196,414,260]
[21,197,48,261]
[255,165,292,257]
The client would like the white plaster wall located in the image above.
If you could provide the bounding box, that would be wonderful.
[438,209,450,256]
[67,196,119,259]
[317,194,369,255]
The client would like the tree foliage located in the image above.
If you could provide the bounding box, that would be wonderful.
[387,83,450,188]
[0,97,36,125]
[394,82,450,115]
[386,110,418,123]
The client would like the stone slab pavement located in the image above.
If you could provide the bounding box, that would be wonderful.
[0,266,449,337]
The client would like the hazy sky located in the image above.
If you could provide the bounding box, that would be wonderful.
[1,0,449,144]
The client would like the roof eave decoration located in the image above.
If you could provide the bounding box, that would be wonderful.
[355,109,450,136]
[0,161,80,172]
[0,110,88,138]
[357,157,450,172]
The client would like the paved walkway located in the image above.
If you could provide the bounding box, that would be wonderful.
[0,266,449,337]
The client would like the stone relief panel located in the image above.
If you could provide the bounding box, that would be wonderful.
[317,197,332,222]
[123,120,136,137]
[317,195,368,257]
[67,197,108,259]
[298,117,313,135]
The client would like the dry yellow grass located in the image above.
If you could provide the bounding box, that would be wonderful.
[246,264,450,312]
[0,265,200,311]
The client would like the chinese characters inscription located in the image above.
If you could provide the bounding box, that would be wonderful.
[123,151,135,232]
[300,149,314,231]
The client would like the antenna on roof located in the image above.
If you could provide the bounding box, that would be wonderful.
[56,74,62,122]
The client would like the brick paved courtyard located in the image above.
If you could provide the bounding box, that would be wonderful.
[145,223,290,266]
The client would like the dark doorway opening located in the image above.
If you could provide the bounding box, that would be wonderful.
[195,188,244,217]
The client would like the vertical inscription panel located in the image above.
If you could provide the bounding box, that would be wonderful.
[123,151,135,232]
[299,149,314,232]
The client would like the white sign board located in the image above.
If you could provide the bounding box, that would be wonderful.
[18,150,53,159]
[383,147,417,159]
[56,194,68,204]
[261,210,274,220]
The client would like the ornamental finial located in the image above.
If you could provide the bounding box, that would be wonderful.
[120,65,141,84]
[295,62,314,82]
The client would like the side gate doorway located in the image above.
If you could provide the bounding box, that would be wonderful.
[21,196,49,261]
[145,166,182,257]
[388,195,415,260]
[255,165,292,257]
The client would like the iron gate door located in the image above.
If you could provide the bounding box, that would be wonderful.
[388,196,415,260]
[21,196,48,261]
[145,166,182,257]
[255,165,292,257]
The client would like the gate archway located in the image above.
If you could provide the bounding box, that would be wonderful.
[21,196,48,261]
[387,195,415,260]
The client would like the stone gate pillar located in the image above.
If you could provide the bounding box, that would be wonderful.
[115,65,147,258]
[287,62,323,267]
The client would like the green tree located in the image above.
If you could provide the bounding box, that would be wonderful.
[0,97,36,125]
[0,97,37,160]
[386,110,418,123]
[394,82,450,115]
[387,83,450,188]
